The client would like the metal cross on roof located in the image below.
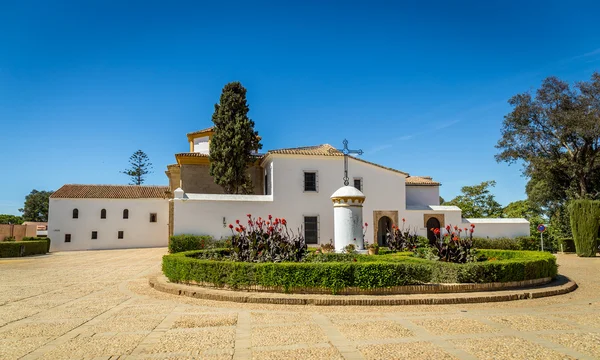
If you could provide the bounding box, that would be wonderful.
[330,139,363,186]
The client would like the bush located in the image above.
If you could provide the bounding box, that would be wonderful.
[569,200,600,257]
[0,240,48,258]
[3,236,16,241]
[163,249,557,294]
[471,236,543,251]
[228,215,307,263]
[169,234,215,253]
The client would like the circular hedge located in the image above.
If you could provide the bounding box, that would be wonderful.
[162,249,558,294]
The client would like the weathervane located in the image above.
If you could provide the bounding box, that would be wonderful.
[330,139,363,186]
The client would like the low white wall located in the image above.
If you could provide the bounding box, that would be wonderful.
[48,198,169,251]
[462,219,531,238]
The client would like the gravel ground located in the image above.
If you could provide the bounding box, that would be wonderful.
[1,248,599,359]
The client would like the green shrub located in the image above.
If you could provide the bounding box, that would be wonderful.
[162,249,557,294]
[471,236,543,251]
[3,236,16,241]
[0,240,49,258]
[558,238,576,252]
[168,234,215,253]
[569,200,600,257]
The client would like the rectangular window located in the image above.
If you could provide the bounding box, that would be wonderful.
[118,231,124,239]
[304,216,319,244]
[264,171,269,195]
[91,231,98,240]
[150,213,157,223]
[65,234,71,243]
[304,172,317,192]
[353,178,362,191]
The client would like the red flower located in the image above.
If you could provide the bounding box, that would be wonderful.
[470,224,475,228]
[248,219,252,225]
[454,225,458,230]
[235,227,240,232]
[446,225,451,231]
[268,214,272,220]
[236,219,240,224]
[464,227,468,231]
[453,236,459,241]
[402,218,406,222]
[247,214,251,218]
[266,221,270,225]
[228,224,233,229]
[470,229,474,233]
[392,224,397,229]
[268,226,274,232]
[281,218,287,225]
[364,222,368,227]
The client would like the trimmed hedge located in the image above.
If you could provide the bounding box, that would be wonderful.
[569,200,600,257]
[472,236,541,251]
[168,234,232,253]
[0,240,49,258]
[162,249,557,294]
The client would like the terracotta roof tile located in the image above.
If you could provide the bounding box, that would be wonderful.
[405,176,440,186]
[267,144,409,176]
[175,152,210,158]
[268,144,343,156]
[186,127,214,137]
[51,185,169,199]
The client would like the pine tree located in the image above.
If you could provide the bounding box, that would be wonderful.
[209,82,261,194]
[121,150,153,185]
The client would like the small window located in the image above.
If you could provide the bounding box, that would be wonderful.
[304,216,319,244]
[65,234,71,243]
[264,171,269,195]
[100,209,106,219]
[72,208,79,219]
[91,231,98,240]
[123,209,129,219]
[118,231,124,239]
[304,172,317,192]
[353,178,362,191]
[150,213,157,223]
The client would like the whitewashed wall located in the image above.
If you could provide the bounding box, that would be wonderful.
[462,219,531,238]
[174,155,407,244]
[48,198,169,251]
[193,136,209,154]
[406,186,440,207]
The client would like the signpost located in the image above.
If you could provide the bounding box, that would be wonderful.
[537,224,546,251]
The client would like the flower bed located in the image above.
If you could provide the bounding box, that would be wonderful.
[162,249,558,294]
[0,239,50,258]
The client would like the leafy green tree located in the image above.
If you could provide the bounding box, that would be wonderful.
[0,214,24,224]
[444,181,503,218]
[121,150,153,185]
[439,196,445,204]
[496,73,600,217]
[502,199,544,235]
[209,82,262,194]
[19,190,53,222]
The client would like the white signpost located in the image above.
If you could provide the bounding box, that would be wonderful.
[537,224,546,251]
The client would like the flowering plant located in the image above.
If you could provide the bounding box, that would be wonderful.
[228,214,307,263]
[427,223,479,263]
[365,241,379,250]
[386,218,419,251]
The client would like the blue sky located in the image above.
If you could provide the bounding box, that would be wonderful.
[1,0,599,215]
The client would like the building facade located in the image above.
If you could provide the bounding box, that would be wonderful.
[47,127,530,251]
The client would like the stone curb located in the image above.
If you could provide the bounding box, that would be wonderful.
[149,275,578,306]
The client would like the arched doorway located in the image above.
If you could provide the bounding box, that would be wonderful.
[377,216,392,246]
[426,217,441,245]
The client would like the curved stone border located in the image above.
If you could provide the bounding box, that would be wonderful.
[165,277,553,295]
[149,275,577,306]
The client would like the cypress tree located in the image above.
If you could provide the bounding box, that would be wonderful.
[209,82,262,194]
[568,200,600,257]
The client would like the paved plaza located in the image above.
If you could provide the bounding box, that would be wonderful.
[0,249,599,360]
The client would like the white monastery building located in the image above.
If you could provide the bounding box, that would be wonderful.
[48,127,530,251]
